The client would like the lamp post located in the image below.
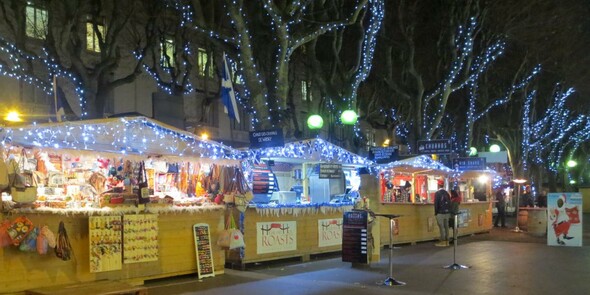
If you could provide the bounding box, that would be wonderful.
[512,178,527,233]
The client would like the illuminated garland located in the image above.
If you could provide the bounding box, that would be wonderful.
[244,138,372,166]
[1,117,241,160]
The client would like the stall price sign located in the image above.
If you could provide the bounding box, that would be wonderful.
[319,163,343,179]
[249,129,285,149]
[342,211,368,264]
[417,139,452,155]
[193,223,215,278]
[369,146,399,164]
[89,216,123,273]
[452,157,486,171]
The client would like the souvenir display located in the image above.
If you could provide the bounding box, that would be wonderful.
[123,214,159,264]
[89,216,123,272]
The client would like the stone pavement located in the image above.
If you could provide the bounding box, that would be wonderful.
[146,214,590,295]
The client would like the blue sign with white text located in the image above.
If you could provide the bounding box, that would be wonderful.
[249,129,285,149]
[417,139,452,154]
[452,157,486,171]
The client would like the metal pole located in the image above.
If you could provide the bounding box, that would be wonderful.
[383,217,405,286]
[443,214,469,270]
[513,185,523,232]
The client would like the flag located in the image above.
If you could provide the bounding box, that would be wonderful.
[50,76,72,122]
[220,52,240,123]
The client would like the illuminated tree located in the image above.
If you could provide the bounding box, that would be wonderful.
[0,0,151,118]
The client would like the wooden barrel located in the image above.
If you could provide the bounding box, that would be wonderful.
[517,210,528,231]
[527,210,547,236]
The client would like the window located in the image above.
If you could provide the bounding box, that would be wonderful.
[231,63,242,85]
[86,21,105,52]
[198,48,215,77]
[160,38,175,68]
[301,81,312,101]
[25,4,48,39]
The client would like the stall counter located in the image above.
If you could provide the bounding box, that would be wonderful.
[226,205,352,269]
[376,201,493,246]
[0,207,226,294]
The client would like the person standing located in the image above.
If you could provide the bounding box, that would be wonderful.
[494,188,506,227]
[434,180,451,247]
[537,189,548,207]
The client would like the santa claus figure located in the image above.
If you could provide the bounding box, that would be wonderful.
[550,195,575,245]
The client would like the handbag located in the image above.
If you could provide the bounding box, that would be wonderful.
[8,159,37,203]
[218,213,245,249]
[138,161,150,204]
[167,163,179,174]
[7,216,34,246]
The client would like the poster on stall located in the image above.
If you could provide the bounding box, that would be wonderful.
[547,193,583,247]
[318,218,343,247]
[257,221,297,254]
[89,216,123,273]
[123,214,159,264]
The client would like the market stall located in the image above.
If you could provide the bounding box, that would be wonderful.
[0,117,244,293]
[227,138,372,268]
[374,156,493,246]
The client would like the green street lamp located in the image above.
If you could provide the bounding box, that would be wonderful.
[307,114,324,129]
[489,144,501,153]
[340,110,358,125]
[566,160,578,168]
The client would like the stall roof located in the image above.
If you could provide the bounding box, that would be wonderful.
[378,155,453,175]
[0,117,241,160]
[244,138,372,166]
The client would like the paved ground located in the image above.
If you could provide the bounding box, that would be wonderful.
[146,214,590,295]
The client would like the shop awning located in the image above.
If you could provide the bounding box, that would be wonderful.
[0,117,241,160]
[378,155,453,175]
[244,138,372,167]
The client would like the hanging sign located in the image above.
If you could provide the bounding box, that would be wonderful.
[452,157,486,171]
[256,221,297,254]
[369,146,399,164]
[249,129,285,149]
[342,211,368,264]
[318,218,343,247]
[193,223,215,278]
[417,139,452,154]
[319,163,343,179]
[547,193,583,247]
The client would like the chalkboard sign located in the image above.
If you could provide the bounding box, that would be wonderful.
[193,223,215,278]
[319,163,343,179]
[369,146,399,164]
[342,211,368,264]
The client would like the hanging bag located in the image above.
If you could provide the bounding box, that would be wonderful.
[8,154,37,203]
[7,216,34,246]
[0,158,9,191]
[55,221,72,261]
[228,214,245,250]
[137,161,150,204]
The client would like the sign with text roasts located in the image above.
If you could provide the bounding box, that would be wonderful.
[249,129,285,149]
[369,146,399,164]
[318,218,343,247]
[193,223,215,278]
[417,139,452,154]
[342,211,368,264]
[256,221,297,254]
[319,163,343,179]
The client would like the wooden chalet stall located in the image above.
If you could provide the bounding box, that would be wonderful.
[227,139,372,268]
[0,117,244,293]
[374,156,492,246]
